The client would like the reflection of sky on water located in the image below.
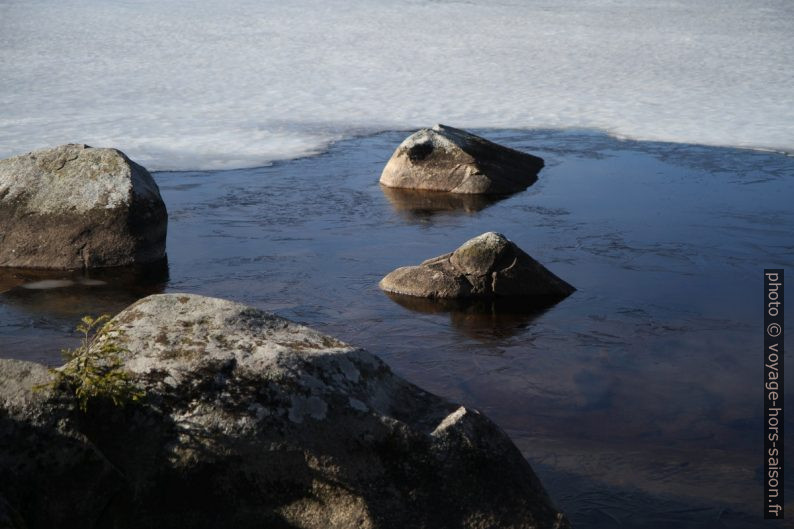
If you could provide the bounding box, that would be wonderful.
[1,130,792,527]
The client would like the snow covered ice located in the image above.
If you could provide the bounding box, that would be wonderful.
[1,0,792,170]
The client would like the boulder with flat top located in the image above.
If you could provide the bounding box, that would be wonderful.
[0,144,167,269]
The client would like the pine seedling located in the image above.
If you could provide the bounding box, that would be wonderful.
[39,314,144,412]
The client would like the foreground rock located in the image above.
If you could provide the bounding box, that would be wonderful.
[0,293,570,529]
[0,144,167,269]
[379,124,544,194]
[380,232,575,301]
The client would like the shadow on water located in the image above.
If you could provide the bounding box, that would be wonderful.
[379,185,509,220]
[0,259,169,321]
[383,292,559,341]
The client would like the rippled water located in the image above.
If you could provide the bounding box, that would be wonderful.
[1,130,792,527]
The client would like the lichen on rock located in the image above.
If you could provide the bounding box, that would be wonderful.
[0,293,571,529]
[0,144,167,269]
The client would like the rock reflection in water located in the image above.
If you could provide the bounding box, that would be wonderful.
[384,292,557,340]
[380,186,507,219]
[0,259,169,321]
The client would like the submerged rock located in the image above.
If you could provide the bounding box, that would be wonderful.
[380,232,575,301]
[0,144,167,269]
[0,293,570,529]
[379,124,544,194]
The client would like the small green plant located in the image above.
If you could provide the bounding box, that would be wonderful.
[40,314,144,412]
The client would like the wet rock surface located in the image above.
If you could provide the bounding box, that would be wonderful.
[379,232,575,301]
[379,124,544,194]
[0,144,167,269]
[0,293,569,529]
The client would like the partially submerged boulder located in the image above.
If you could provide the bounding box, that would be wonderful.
[379,124,544,194]
[0,293,570,529]
[0,144,167,269]
[379,232,575,301]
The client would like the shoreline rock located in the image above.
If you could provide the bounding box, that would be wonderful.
[0,144,167,270]
[379,232,575,301]
[379,124,544,194]
[0,293,570,529]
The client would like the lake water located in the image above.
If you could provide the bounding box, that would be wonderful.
[1,129,792,528]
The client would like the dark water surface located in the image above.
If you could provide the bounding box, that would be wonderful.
[2,130,793,528]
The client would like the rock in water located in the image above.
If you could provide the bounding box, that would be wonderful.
[0,144,167,269]
[379,124,544,194]
[380,232,575,300]
[0,293,570,529]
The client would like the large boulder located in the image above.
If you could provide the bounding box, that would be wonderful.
[379,125,544,194]
[379,232,575,301]
[0,293,570,529]
[0,144,167,269]
[0,360,122,529]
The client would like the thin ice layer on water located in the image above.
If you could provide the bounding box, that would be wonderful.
[0,0,791,170]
